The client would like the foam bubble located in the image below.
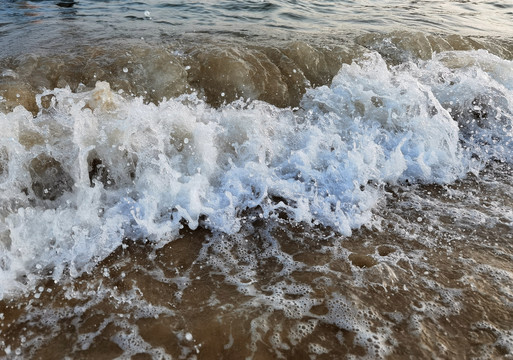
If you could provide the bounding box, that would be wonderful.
[288,319,317,345]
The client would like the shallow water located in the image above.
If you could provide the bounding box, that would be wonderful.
[1,1,513,359]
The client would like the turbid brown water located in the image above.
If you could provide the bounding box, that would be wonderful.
[2,169,513,358]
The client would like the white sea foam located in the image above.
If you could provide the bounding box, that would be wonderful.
[0,50,512,299]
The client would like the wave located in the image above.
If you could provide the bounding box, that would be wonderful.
[0,45,512,298]
[1,32,512,112]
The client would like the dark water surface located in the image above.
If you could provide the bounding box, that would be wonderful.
[2,0,513,55]
[1,1,513,359]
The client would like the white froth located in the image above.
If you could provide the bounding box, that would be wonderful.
[0,49,512,299]
[111,322,172,360]
[288,319,317,345]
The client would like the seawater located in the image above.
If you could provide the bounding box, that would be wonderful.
[1,1,513,359]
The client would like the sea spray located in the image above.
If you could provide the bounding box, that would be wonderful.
[1,50,513,301]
